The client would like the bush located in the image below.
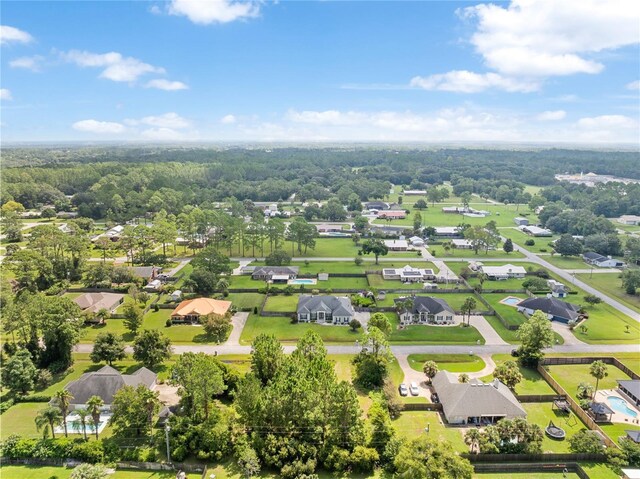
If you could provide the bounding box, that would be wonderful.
[165,318,172,327]
[349,446,379,472]
[524,239,535,246]
[153,303,159,312]
[283,285,294,296]
[36,369,54,390]
[16,394,52,403]
[0,399,15,414]
[253,306,258,314]
[280,459,316,479]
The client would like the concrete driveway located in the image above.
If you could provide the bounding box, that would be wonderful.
[226,312,249,346]
[550,321,586,345]
[355,311,371,330]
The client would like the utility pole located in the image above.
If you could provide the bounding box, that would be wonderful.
[165,424,171,463]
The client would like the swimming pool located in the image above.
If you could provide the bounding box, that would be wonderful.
[607,396,638,418]
[54,412,110,435]
[289,279,317,285]
[500,296,522,306]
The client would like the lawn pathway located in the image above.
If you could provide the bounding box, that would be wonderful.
[226,312,249,346]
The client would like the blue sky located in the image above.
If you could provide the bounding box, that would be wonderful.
[1,0,639,143]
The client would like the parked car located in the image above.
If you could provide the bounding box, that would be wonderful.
[398,383,409,396]
[409,382,419,396]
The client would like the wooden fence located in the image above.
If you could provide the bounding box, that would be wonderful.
[470,460,593,478]
[515,394,566,403]
[401,402,443,411]
[537,364,616,448]
[464,452,606,463]
[542,357,640,380]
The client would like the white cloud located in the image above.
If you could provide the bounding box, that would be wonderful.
[9,55,44,72]
[125,112,191,129]
[0,25,33,45]
[141,127,186,140]
[220,114,237,124]
[536,110,567,121]
[145,79,189,91]
[410,70,539,93]
[461,0,640,77]
[72,119,126,134]
[626,80,640,91]
[576,114,637,130]
[167,0,260,24]
[61,50,165,82]
[0,88,13,100]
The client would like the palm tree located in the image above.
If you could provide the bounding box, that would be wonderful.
[589,360,609,399]
[54,390,74,437]
[86,395,104,440]
[73,407,90,441]
[216,278,229,292]
[464,428,482,453]
[459,373,470,383]
[35,406,63,439]
[96,308,110,325]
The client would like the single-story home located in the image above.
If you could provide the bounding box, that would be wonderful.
[74,292,124,314]
[384,239,408,251]
[59,365,157,410]
[171,297,232,324]
[618,215,640,226]
[377,210,407,220]
[479,264,526,280]
[403,190,426,195]
[364,201,390,211]
[451,239,473,249]
[297,295,355,324]
[395,296,455,325]
[251,266,299,282]
[514,217,529,226]
[433,227,463,238]
[442,206,463,214]
[408,236,425,247]
[618,380,640,407]
[582,252,626,268]
[517,296,582,324]
[432,371,526,425]
[315,224,346,233]
[520,225,553,237]
[131,266,164,280]
[383,265,436,282]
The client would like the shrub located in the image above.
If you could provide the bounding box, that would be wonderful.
[280,459,316,479]
[524,239,535,246]
[283,285,294,296]
[165,318,172,327]
[349,446,379,472]
[16,394,52,403]
[253,306,258,314]
[153,303,159,312]
[0,399,15,414]
[36,369,54,390]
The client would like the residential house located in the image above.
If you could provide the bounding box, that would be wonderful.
[251,266,299,282]
[432,371,526,425]
[451,239,473,249]
[479,264,526,280]
[384,239,408,251]
[403,190,427,195]
[171,297,232,324]
[395,296,455,325]
[408,236,425,247]
[582,252,626,268]
[514,217,529,226]
[517,296,582,324]
[74,292,124,314]
[315,224,346,233]
[131,266,163,280]
[170,290,182,302]
[547,280,568,298]
[618,215,640,226]
[434,227,463,238]
[377,210,406,220]
[442,206,463,214]
[365,201,390,211]
[144,279,162,292]
[618,380,640,407]
[59,365,156,410]
[520,225,553,237]
[624,430,640,444]
[382,265,436,283]
[297,295,355,325]
[105,225,124,240]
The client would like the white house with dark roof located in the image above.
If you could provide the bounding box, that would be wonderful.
[395,296,455,325]
[382,265,436,283]
[297,295,355,325]
[432,371,526,425]
[582,252,626,268]
[479,264,526,280]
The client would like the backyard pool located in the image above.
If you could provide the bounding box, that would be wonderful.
[288,278,317,285]
[607,396,638,418]
[54,412,111,435]
[500,296,523,307]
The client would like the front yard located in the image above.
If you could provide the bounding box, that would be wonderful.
[386,313,485,345]
[239,314,364,344]
[407,354,486,373]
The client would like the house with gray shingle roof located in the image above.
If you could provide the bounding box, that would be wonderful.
[432,371,526,425]
[394,296,455,325]
[618,380,640,407]
[297,295,355,325]
[517,296,582,324]
[252,266,299,282]
[59,365,157,410]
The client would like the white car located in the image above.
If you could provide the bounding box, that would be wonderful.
[409,382,419,396]
[398,383,409,396]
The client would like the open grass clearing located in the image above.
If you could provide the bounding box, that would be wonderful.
[430,246,524,259]
[407,354,486,373]
[546,363,634,404]
[386,313,485,345]
[522,402,589,453]
[262,294,299,312]
[575,272,640,314]
[0,466,177,479]
[247,260,437,275]
[498,227,560,254]
[480,354,555,395]
[392,411,467,450]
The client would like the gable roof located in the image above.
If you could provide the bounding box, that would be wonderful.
[626,430,640,443]
[64,365,156,405]
[481,264,527,276]
[297,295,355,317]
[618,380,640,398]
[171,297,232,317]
[395,296,454,315]
[73,292,124,313]
[583,252,607,262]
[518,296,581,321]
[252,266,299,276]
[432,371,526,419]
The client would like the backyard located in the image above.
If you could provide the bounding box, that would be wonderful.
[239,314,364,344]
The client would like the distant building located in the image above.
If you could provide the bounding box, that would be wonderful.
[520,225,553,237]
[555,172,640,187]
[384,239,408,251]
[582,252,626,268]
[403,190,427,195]
[514,217,529,226]
[547,279,568,298]
[364,201,390,211]
[144,279,162,291]
[297,295,355,325]
[252,266,299,282]
[618,215,640,226]
[451,239,473,249]
[377,210,406,220]
[408,236,425,247]
[432,371,526,425]
[382,265,435,282]
[479,264,526,280]
[434,226,463,238]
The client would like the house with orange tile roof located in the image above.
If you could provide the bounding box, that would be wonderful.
[170,297,232,324]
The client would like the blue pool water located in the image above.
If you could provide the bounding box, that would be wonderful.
[608,396,638,418]
[501,296,522,306]
[290,279,316,284]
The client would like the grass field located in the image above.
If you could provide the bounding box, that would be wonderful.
[263,294,299,312]
[247,260,437,275]
[144,308,213,343]
[546,363,634,402]
[407,354,486,372]
[575,272,640,314]
[481,293,529,327]
[498,228,560,254]
[239,314,364,344]
[573,300,640,344]
[474,473,579,479]
[480,355,555,395]
[391,411,467,451]
[522,402,589,453]
[387,313,485,345]
[0,466,177,479]
[542,255,588,270]
[430,246,525,259]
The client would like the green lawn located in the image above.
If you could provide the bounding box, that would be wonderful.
[80,318,131,343]
[367,275,435,290]
[387,313,485,345]
[575,272,640,314]
[239,314,364,345]
[574,300,640,344]
[247,260,437,275]
[542,255,587,270]
[522,402,589,453]
[262,294,299,312]
[599,422,640,446]
[546,363,634,401]
[481,354,555,395]
[407,354,486,373]
[474,474,579,479]
[0,466,177,479]
[376,292,476,311]
[430,246,524,259]
[144,308,213,343]
[392,411,467,451]
[226,292,265,311]
[499,228,560,254]
[481,293,529,327]
[0,402,47,439]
